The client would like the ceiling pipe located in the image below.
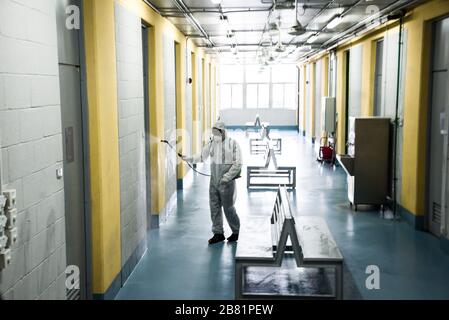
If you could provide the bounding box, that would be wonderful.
[297,0,419,62]
[159,7,272,14]
[170,0,215,47]
[301,0,364,46]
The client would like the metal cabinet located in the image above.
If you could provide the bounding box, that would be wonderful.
[337,117,391,210]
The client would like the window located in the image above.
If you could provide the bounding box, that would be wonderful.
[258,84,269,108]
[272,84,284,109]
[218,64,298,110]
[231,84,243,109]
[247,84,258,109]
[284,84,297,109]
[220,84,231,109]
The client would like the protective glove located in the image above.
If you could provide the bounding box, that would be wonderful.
[220,177,230,185]
[182,156,193,163]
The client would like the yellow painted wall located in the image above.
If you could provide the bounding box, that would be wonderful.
[297,0,449,219]
[401,0,449,217]
[84,0,216,295]
[83,0,122,294]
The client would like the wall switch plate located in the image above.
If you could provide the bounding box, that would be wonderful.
[2,190,16,210]
[56,168,64,180]
[0,249,12,270]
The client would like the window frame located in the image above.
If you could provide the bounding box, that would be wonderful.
[218,64,298,110]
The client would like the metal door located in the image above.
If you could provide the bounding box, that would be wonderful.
[56,0,89,299]
[428,17,449,236]
[58,65,87,299]
[142,25,152,228]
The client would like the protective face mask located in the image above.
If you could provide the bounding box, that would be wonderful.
[213,135,222,143]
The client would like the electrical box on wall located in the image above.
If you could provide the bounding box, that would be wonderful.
[0,249,11,269]
[0,195,5,211]
[1,188,18,270]
[3,190,16,209]
[0,234,7,251]
[321,97,336,133]
[6,208,17,228]
[0,215,6,230]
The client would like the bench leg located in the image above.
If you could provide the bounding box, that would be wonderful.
[235,262,243,300]
[335,263,343,300]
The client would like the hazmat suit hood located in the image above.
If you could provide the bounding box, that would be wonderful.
[212,121,226,137]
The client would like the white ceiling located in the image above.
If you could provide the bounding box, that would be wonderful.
[146,0,418,64]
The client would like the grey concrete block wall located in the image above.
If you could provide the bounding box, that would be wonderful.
[348,44,363,118]
[377,30,408,203]
[0,0,66,300]
[114,2,147,267]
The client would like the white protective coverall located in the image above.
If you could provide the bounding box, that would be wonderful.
[186,121,242,235]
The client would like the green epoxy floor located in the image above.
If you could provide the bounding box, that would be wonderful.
[116,130,449,300]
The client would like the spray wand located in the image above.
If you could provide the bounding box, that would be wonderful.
[160,140,211,177]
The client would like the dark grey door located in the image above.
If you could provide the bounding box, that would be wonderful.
[428,17,449,236]
[56,0,89,299]
[58,65,87,299]
[142,25,152,228]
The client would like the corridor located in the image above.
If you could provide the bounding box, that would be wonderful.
[1,0,449,302]
[117,131,449,300]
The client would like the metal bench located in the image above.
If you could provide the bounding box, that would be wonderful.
[235,187,344,300]
[247,147,296,189]
[245,115,269,136]
[249,126,282,155]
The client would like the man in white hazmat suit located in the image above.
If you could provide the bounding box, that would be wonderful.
[184,120,242,245]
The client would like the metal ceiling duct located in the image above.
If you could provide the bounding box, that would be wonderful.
[299,0,420,62]
[170,0,215,47]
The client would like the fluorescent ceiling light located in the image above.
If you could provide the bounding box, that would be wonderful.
[327,15,343,29]
[211,0,222,4]
[307,34,318,44]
